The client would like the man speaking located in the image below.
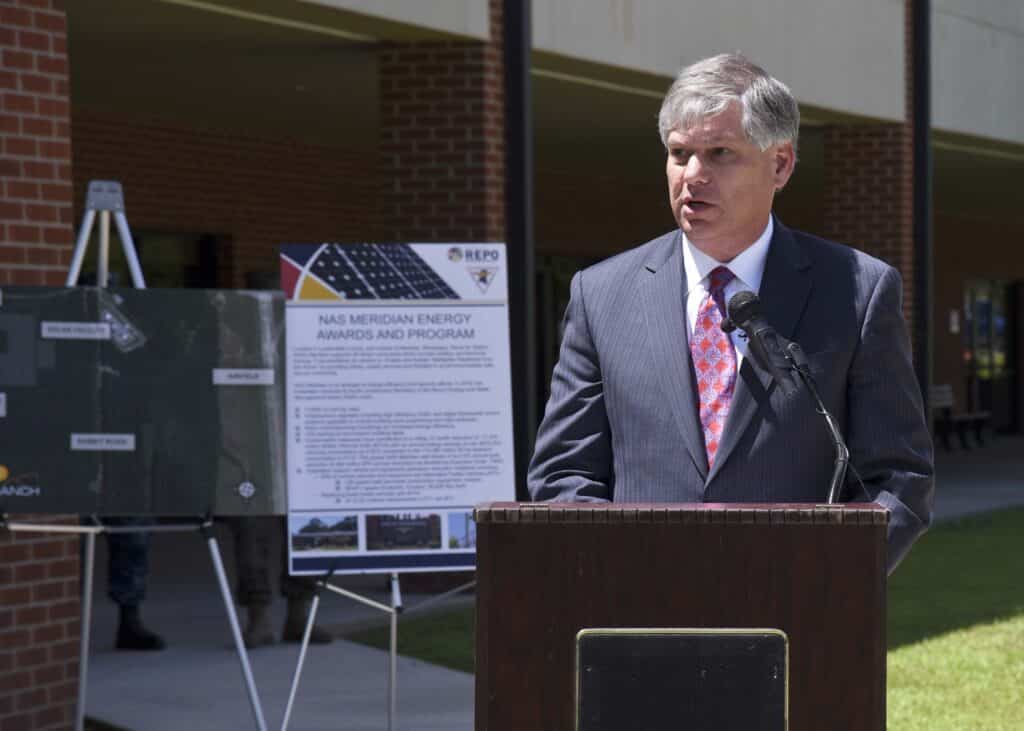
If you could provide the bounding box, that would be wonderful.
[527,53,934,573]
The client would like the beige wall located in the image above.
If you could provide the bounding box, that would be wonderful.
[305,0,490,38]
[932,1,1024,145]
[531,0,906,122]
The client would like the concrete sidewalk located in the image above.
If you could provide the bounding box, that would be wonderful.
[85,523,474,731]
[85,437,1024,731]
[932,435,1024,522]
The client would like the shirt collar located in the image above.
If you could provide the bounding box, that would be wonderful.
[682,216,774,295]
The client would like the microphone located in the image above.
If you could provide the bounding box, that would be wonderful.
[723,291,795,394]
[724,292,851,503]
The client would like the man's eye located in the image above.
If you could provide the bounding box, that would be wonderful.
[671,148,688,160]
[712,147,732,158]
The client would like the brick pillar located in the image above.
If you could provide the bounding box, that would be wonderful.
[0,529,80,730]
[821,1,916,327]
[1,2,80,729]
[0,0,74,286]
[378,0,505,243]
[821,124,914,323]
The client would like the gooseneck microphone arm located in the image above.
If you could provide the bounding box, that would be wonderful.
[780,341,849,504]
[724,291,849,504]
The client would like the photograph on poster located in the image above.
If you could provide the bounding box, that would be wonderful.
[281,243,459,301]
[448,511,477,550]
[365,513,442,552]
[289,514,359,553]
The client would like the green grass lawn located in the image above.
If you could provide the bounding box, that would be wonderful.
[346,603,475,674]
[346,508,1024,729]
[886,508,1024,730]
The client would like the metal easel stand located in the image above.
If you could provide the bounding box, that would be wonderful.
[279,573,476,731]
[5,180,269,731]
[0,518,269,730]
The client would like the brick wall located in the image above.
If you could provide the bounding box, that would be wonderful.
[821,0,916,327]
[1,1,80,728]
[0,0,73,286]
[377,0,505,242]
[0,526,80,730]
[71,111,377,288]
[821,123,914,326]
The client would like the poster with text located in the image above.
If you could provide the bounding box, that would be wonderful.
[281,243,514,574]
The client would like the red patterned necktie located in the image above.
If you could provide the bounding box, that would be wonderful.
[690,266,737,467]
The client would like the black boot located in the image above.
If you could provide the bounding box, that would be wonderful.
[243,603,275,649]
[282,598,333,645]
[116,605,166,651]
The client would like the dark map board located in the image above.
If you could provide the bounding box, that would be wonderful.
[0,286,286,516]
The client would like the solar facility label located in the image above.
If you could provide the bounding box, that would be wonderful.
[41,321,111,340]
[281,243,514,574]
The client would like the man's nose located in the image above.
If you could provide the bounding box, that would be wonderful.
[683,154,709,185]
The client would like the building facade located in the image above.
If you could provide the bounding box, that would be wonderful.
[2,0,1022,726]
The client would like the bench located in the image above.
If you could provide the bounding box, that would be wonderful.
[931,384,991,451]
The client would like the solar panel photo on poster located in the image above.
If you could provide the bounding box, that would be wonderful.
[308,244,376,299]
[379,244,459,299]
[343,244,418,299]
[305,243,459,301]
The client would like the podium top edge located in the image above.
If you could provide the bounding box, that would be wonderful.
[472,502,889,525]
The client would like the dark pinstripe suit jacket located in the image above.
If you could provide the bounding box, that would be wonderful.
[528,219,934,572]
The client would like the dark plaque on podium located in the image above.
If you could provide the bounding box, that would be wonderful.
[577,628,788,730]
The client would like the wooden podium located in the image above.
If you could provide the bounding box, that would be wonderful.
[474,503,888,731]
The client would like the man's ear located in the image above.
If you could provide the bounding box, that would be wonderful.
[772,142,796,191]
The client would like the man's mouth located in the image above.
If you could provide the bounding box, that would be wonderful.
[682,198,714,213]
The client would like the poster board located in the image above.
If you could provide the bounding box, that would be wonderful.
[0,286,286,515]
[281,243,515,574]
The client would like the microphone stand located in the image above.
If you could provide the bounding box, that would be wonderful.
[780,342,849,504]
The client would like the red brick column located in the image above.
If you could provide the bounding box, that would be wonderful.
[821,0,917,328]
[0,0,73,286]
[377,0,504,242]
[1,2,80,728]
[0,527,80,730]
[821,123,914,324]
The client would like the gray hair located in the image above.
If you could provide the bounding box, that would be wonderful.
[657,53,800,155]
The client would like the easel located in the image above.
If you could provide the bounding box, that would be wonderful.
[1,180,269,731]
[279,569,475,731]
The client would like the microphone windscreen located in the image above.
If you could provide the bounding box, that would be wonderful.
[726,290,762,328]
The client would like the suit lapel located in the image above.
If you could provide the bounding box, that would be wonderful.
[706,220,813,484]
[640,231,709,480]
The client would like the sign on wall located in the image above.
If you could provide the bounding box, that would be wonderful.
[281,243,514,574]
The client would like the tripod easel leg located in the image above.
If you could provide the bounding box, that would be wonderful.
[113,211,146,289]
[75,531,96,731]
[66,209,96,286]
[279,590,322,731]
[388,572,401,731]
[204,529,268,731]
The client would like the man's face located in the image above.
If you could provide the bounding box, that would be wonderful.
[665,102,794,261]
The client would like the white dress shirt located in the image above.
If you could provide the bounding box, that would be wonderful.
[682,217,773,370]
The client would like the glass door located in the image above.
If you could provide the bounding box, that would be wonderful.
[963,279,1017,431]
